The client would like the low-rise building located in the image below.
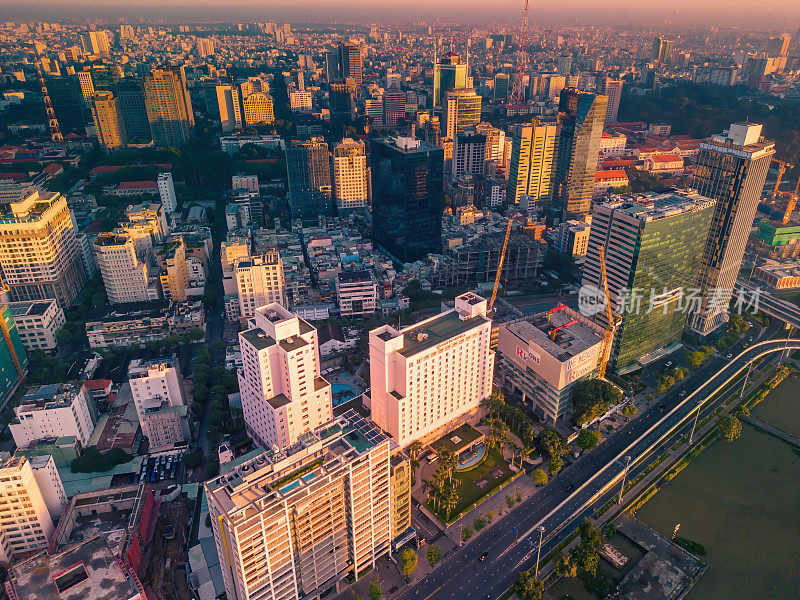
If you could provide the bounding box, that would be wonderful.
[336,270,378,317]
[8,299,65,352]
[10,382,97,449]
[593,170,630,197]
[128,358,187,451]
[86,301,205,348]
[643,153,684,175]
[754,261,800,289]
[497,306,605,423]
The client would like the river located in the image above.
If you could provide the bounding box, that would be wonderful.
[637,376,800,600]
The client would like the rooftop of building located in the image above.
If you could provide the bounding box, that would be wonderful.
[16,381,86,413]
[94,232,132,246]
[206,410,389,512]
[8,299,55,318]
[338,269,372,283]
[240,327,277,351]
[599,190,716,222]
[504,306,605,363]
[0,190,63,224]
[9,535,142,600]
[128,357,177,376]
[394,305,490,358]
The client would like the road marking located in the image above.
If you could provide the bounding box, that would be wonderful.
[421,586,441,600]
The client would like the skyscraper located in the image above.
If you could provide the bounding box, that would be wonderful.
[80,30,110,55]
[91,91,127,152]
[687,123,775,337]
[651,37,674,65]
[340,41,363,85]
[371,136,444,263]
[494,73,511,100]
[242,92,274,126]
[581,191,716,372]
[286,137,333,220]
[0,191,86,307]
[382,87,406,129]
[553,89,607,218]
[329,80,356,121]
[507,120,557,205]
[237,303,333,449]
[215,84,243,132]
[598,77,623,123]
[143,67,195,147]
[442,88,481,140]
[433,52,468,107]
[332,138,370,211]
[47,74,91,133]
[766,35,791,56]
[115,79,151,141]
[234,251,286,322]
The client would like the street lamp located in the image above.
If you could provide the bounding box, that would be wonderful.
[534,526,545,580]
[617,455,632,504]
[688,403,701,445]
[738,362,754,401]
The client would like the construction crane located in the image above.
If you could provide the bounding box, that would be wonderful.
[597,244,618,381]
[488,219,514,312]
[780,177,800,225]
[771,158,794,197]
[0,282,25,386]
[508,0,530,107]
[33,43,63,145]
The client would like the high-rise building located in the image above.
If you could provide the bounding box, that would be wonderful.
[368,292,494,446]
[766,35,791,56]
[332,138,370,211]
[0,191,86,307]
[286,137,333,220]
[216,84,243,132]
[329,80,356,121]
[289,90,313,111]
[557,54,573,76]
[371,136,444,263]
[80,30,110,55]
[433,52,468,107]
[0,455,55,563]
[581,191,716,371]
[236,303,333,449]
[157,237,188,302]
[507,120,557,205]
[324,51,341,83]
[128,358,188,451]
[478,124,507,177]
[94,233,159,304]
[91,91,128,152]
[442,88,481,140]
[687,123,776,337]
[196,37,215,57]
[143,67,195,147]
[115,79,152,141]
[157,172,177,213]
[651,37,674,65]
[494,73,510,100]
[242,92,274,126]
[340,41,363,85]
[205,410,409,600]
[598,78,623,123]
[546,75,567,101]
[452,131,486,179]
[9,382,97,449]
[235,251,286,322]
[47,74,92,132]
[382,87,406,129]
[553,89,607,218]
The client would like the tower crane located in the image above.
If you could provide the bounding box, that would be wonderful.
[488,219,514,312]
[508,0,530,108]
[771,158,794,197]
[597,244,618,381]
[780,177,800,225]
[33,43,63,145]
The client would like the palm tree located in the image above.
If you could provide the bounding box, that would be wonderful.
[441,480,460,520]
[438,448,457,483]
[408,440,423,485]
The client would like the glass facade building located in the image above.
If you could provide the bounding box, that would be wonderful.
[286,136,333,220]
[370,136,443,264]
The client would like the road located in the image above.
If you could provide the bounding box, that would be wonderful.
[736,281,800,329]
[396,336,800,600]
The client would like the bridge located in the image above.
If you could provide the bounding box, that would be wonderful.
[736,281,800,329]
[741,415,800,448]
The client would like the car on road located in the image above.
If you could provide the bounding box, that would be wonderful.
[478,552,489,562]
[725,353,733,359]
[658,404,666,412]
[565,483,575,493]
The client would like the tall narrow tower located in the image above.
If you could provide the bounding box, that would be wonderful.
[33,44,63,144]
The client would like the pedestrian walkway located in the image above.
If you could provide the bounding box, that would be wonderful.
[740,415,800,448]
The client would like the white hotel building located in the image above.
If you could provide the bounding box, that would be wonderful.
[9,382,97,448]
[237,303,333,450]
[128,358,188,450]
[367,293,494,447]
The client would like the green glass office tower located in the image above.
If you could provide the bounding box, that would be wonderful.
[581,192,716,372]
[0,307,28,405]
[115,79,152,141]
[433,52,467,107]
[286,136,332,220]
[553,89,607,218]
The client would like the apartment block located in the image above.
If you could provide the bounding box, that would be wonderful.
[157,172,177,213]
[235,251,286,323]
[205,410,408,600]
[507,121,557,205]
[94,233,160,304]
[0,190,86,308]
[216,84,243,132]
[336,270,378,317]
[91,91,128,152]
[8,299,66,352]
[0,455,55,563]
[9,382,97,448]
[332,138,369,211]
[237,303,333,449]
[367,293,494,447]
[128,358,187,450]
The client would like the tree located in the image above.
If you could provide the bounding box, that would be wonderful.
[575,429,601,451]
[400,548,417,580]
[555,552,578,578]
[408,440,423,483]
[718,414,742,442]
[532,468,548,485]
[622,404,637,417]
[514,570,545,600]
[579,519,602,550]
[549,455,563,475]
[369,581,382,600]
[686,351,706,368]
[425,545,442,567]
[485,416,511,452]
[571,379,622,425]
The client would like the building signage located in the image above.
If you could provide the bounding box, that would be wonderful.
[516,345,540,364]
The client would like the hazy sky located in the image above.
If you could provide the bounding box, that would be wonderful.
[2,0,799,28]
